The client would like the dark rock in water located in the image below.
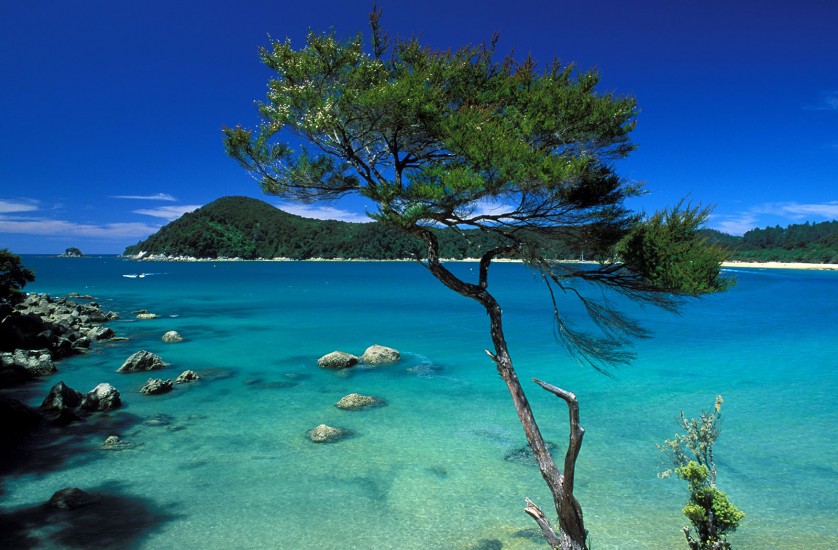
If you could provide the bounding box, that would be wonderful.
[143,413,174,427]
[41,381,84,411]
[471,539,503,550]
[317,351,359,369]
[306,423,351,443]
[503,440,559,466]
[140,378,174,395]
[175,370,200,384]
[335,393,385,410]
[87,326,115,341]
[117,350,166,373]
[51,408,83,426]
[243,377,297,389]
[0,349,56,378]
[80,383,122,411]
[46,487,97,509]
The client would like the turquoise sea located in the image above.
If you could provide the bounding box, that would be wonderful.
[1,257,836,549]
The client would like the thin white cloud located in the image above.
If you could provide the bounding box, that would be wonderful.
[805,91,838,112]
[0,199,39,213]
[754,201,838,220]
[276,202,373,223]
[133,205,202,220]
[0,216,160,239]
[710,201,838,235]
[112,193,178,201]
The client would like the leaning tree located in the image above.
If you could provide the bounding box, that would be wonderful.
[224,8,730,549]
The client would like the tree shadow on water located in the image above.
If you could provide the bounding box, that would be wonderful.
[0,480,182,549]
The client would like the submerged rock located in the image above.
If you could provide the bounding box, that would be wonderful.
[162,330,183,343]
[335,393,384,410]
[80,383,122,411]
[360,344,400,365]
[503,440,559,466]
[46,487,97,509]
[317,351,359,369]
[117,350,166,373]
[306,423,350,443]
[101,435,138,451]
[140,378,174,395]
[175,370,200,383]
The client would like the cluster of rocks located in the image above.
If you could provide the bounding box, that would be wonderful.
[40,380,122,424]
[1,293,119,387]
[316,344,400,369]
[306,345,398,443]
[116,350,199,395]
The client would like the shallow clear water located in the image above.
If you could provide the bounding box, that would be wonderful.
[2,257,836,549]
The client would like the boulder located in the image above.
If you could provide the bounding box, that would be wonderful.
[162,330,183,343]
[175,370,200,383]
[136,313,158,320]
[335,393,384,410]
[317,351,359,369]
[41,381,84,411]
[0,396,42,440]
[140,378,174,395]
[117,350,166,373]
[101,435,138,450]
[80,383,122,411]
[306,423,350,443]
[46,487,97,509]
[360,344,400,365]
[87,326,115,341]
[2,349,57,377]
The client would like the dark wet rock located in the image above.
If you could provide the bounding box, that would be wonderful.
[87,326,115,341]
[1,349,56,378]
[359,344,400,365]
[117,350,166,373]
[41,381,84,411]
[335,393,385,410]
[80,383,122,411]
[175,370,199,383]
[306,423,350,443]
[139,378,173,395]
[503,440,559,466]
[46,488,97,510]
[161,330,183,343]
[317,351,359,369]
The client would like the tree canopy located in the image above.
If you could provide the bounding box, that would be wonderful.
[0,249,35,303]
[224,8,731,549]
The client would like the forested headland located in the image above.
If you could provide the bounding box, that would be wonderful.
[123,196,837,263]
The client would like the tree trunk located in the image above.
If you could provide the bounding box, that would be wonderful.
[416,231,588,550]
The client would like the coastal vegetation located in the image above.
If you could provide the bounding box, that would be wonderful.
[123,197,837,264]
[222,7,730,549]
[659,396,744,549]
[0,249,36,303]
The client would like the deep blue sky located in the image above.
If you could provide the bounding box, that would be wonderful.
[2,0,836,254]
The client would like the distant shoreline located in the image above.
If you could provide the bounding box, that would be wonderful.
[120,254,837,270]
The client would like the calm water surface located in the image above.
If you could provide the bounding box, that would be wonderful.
[1,257,836,549]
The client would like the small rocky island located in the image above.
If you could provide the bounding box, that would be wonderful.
[58,247,84,258]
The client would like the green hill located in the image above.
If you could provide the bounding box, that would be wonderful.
[123,196,837,263]
[123,196,580,260]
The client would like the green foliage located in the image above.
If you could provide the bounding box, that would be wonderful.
[0,249,35,303]
[618,204,732,296]
[660,397,744,550]
[700,220,838,264]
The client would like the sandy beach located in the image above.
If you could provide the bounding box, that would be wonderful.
[721,261,838,271]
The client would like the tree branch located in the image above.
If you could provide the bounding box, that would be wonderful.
[533,378,585,495]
